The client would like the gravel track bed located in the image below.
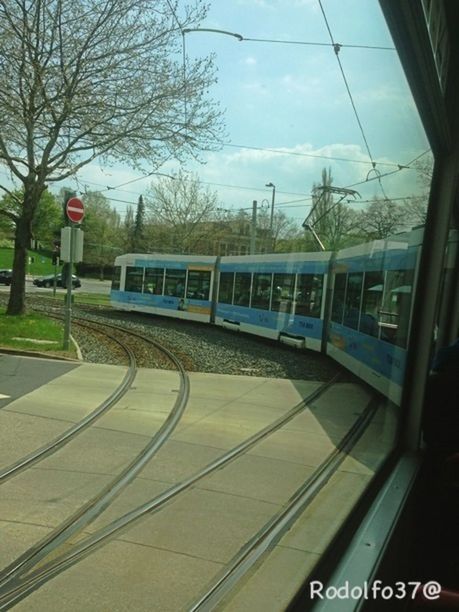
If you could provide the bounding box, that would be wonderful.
[72,321,177,370]
[75,305,340,381]
[1,295,341,380]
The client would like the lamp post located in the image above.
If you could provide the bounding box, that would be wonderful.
[182,28,243,41]
[181,27,243,140]
[265,182,276,250]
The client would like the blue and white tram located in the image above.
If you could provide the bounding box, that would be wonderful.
[216,252,332,351]
[327,229,423,404]
[111,254,218,323]
[110,232,425,404]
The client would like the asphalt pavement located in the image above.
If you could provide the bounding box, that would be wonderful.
[0,354,79,409]
[0,278,111,295]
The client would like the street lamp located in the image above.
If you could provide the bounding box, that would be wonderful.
[181,27,243,138]
[265,182,276,249]
[182,28,243,41]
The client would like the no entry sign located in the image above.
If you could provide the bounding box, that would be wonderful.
[66,197,85,223]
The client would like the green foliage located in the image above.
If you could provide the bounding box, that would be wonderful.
[133,195,146,251]
[0,248,14,268]
[0,189,63,248]
[32,191,63,246]
[80,191,123,278]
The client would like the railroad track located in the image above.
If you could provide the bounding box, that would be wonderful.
[0,372,381,610]
[0,318,190,607]
[0,319,136,484]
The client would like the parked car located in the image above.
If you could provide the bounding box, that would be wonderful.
[33,273,81,289]
[0,269,12,286]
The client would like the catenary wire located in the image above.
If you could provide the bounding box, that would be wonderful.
[241,36,395,51]
[318,0,375,166]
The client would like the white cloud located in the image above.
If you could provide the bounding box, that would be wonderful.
[174,141,422,223]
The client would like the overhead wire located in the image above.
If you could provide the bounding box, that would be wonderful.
[318,0,374,165]
[241,37,395,51]
[41,155,420,216]
[216,142,405,168]
[0,1,429,220]
[404,148,433,167]
[317,0,394,203]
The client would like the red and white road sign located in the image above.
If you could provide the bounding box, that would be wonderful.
[66,197,85,223]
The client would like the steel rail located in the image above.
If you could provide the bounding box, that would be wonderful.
[0,374,344,609]
[190,396,380,611]
[0,320,190,599]
[0,319,137,484]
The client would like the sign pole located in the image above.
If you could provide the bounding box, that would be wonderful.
[53,261,57,298]
[63,225,75,351]
[62,195,84,352]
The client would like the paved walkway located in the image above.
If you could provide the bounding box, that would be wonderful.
[0,354,395,611]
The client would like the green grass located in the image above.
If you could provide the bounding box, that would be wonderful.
[0,247,12,268]
[0,247,55,276]
[74,293,111,307]
[0,308,77,358]
[34,292,111,307]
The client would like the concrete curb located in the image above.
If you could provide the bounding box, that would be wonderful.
[70,334,84,361]
[0,347,80,362]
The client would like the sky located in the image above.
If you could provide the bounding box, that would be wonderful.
[10,0,433,226]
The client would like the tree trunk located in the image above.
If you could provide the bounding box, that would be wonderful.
[6,182,44,315]
[6,216,30,315]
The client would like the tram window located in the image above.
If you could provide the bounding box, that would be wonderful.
[251,273,272,310]
[187,270,211,300]
[164,269,186,297]
[381,269,414,348]
[144,267,164,295]
[125,266,143,293]
[112,266,121,291]
[234,272,251,307]
[360,272,384,338]
[343,273,363,330]
[295,274,323,318]
[271,273,294,313]
[331,273,346,324]
[218,272,235,304]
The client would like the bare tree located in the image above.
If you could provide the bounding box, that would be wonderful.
[357,197,405,239]
[306,168,359,250]
[0,0,223,313]
[412,152,434,191]
[402,196,428,226]
[256,208,301,252]
[145,170,219,254]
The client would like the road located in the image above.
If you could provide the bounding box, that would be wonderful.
[0,278,112,295]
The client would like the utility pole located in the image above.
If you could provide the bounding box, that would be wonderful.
[265,182,276,248]
[250,200,257,254]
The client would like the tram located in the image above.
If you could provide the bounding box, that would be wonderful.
[111,254,218,323]
[109,5,459,604]
[111,229,425,405]
[215,251,331,352]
